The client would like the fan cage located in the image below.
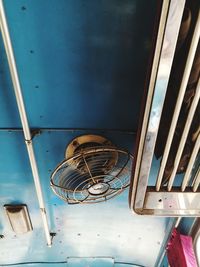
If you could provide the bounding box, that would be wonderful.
[50,147,133,204]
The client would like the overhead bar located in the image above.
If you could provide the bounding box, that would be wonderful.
[0,0,52,246]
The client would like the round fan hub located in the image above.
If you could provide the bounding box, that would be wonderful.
[88,182,110,195]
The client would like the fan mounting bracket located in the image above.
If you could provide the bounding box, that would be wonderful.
[65,134,114,159]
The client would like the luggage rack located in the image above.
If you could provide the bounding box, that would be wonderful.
[130,0,200,216]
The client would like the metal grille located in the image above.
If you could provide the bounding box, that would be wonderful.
[51,147,132,204]
[130,0,200,216]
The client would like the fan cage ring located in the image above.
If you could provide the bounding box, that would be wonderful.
[50,146,133,204]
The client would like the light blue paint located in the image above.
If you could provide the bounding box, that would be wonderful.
[0,130,170,266]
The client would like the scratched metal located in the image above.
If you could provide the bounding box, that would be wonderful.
[133,0,186,212]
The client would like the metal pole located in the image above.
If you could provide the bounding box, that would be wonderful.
[167,77,200,191]
[156,217,182,267]
[0,0,52,246]
[130,0,170,210]
[193,165,200,192]
[182,133,200,191]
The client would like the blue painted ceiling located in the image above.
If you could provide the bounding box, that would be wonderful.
[0,0,156,130]
[0,1,175,267]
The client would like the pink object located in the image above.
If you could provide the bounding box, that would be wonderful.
[167,228,198,267]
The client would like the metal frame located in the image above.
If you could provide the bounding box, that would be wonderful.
[130,0,171,212]
[130,0,186,211]
[163,28,200,192]
[129,0,200,216]
[143,188,200,216]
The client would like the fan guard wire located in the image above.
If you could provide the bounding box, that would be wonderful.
[50,147,133,204]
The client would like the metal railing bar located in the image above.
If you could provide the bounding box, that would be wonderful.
[167,77,200,190]
[181,132,200,191]
[193,163,200,192]
[156,11,200,191]
[130,0,171,209]
[134,0,185,210]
